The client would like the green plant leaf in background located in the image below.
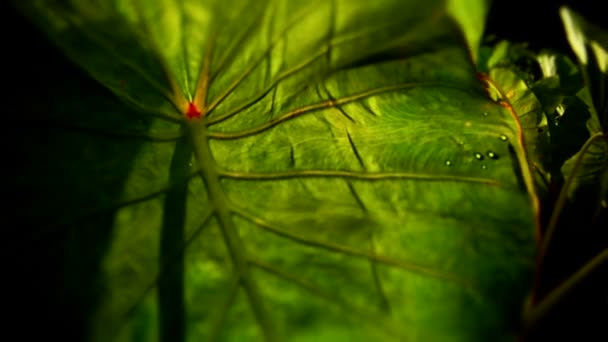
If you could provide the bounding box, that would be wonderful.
[524,7,608,307]
[531,50,589,180]
[509,9,608,339]
[13,0,539,341]
[557,7,607,213]
[477,39,598,200]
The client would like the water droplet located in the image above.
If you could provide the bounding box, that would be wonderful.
[487,151,499,159]
[445,160,452,166]
[481,165,487,170]
[499,135,508,141]
[474,153,484,160]
[483,111,489,116]
[189,163,193,167]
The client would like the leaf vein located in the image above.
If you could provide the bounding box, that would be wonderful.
[233,207,474,287]
[208,82,467,139]
[220,169,503,186]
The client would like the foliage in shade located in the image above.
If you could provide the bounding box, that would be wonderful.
[558,7,607,207]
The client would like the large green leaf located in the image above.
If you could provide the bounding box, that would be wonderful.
[14,1,537,341]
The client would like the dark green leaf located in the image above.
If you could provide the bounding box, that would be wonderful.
[560,6,608,128]
[559,6,608,210]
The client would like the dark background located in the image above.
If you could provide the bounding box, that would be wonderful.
[4,1,606,341]
[486,0,606,53]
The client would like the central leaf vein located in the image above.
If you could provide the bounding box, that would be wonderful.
[188,123,276,340]
[220,169,504,186]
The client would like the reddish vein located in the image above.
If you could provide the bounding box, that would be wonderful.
[478,72,541,238]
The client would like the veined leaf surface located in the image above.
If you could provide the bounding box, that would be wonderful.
[15,1,536,341]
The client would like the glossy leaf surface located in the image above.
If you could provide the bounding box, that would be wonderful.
[15,1,537,341]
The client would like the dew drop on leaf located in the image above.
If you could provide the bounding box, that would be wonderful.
[483,111,488,116]
[474,153,484,160]
[499,135,508,141]
[487,151,499,159]
[481,165,487,170]
[445,160,452,166]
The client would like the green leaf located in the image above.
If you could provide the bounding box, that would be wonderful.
[558,7,608,212]
[533,51,583,113]
[477,41,549,193]
[447,0,490,62]
[531,81,590,181]
[15,1,537,341]
[560,6,608,127]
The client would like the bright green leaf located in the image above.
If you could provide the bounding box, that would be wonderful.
[447,0,490,62]
[15,1,538,341]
